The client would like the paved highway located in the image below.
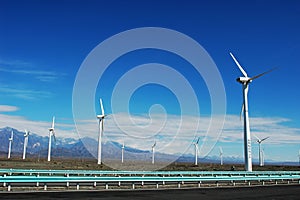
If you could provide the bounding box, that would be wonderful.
[1,185,300,200]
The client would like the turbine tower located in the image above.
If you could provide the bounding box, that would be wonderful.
[48,116,56,162]
[219,146,223,166]
[121,142,125,163]
[8,130,14,159]
[23,130,30,160]
[193,137,200,165]
[152,141,156,164]
[254,135,269,166]
[298,149,300,166]
[96,98,106,165]
[230,52,275,172]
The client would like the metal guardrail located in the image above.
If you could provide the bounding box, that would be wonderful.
[1,169,300,192]
[1,168,300,176]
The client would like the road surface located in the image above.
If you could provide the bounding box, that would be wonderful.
[1,185,299,199]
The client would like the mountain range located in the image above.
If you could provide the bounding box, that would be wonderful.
[0,127,296,166]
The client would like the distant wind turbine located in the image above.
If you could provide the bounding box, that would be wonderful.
[48,116,56,162]
[7,130,13,159]
[121,142,125,163]
[96,98,106,165]
[219,146,223,166]
[230,52,275,172]
[193,137,200,166]
[152,141,156,164]
[298,149,300,166]
[23,130,30,160]
[254,135,269,166]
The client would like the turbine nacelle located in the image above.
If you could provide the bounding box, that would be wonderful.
[97,114,105,119]
[24,130,30,137]
[236,77,252,84]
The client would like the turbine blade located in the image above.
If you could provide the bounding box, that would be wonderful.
[249,68,277,81]
[152,141,156,148]
[53,132,57,144]
[230,52,248,77]
[52,116,55,129]
[253,134,260,141]
[101,119,104,132]
[261,136,269,142]
[100,98,105,116]
[240,103,244,121]
[219,147,223,153]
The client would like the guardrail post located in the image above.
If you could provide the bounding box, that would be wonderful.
[3,174,6,187]
[132,182,135,189]
[216,181,219,187]
[7,184,11,192]
[36,174,39,187]
[262,181,265,186]
[248,181,251,186]
[44,183,47,191]
[178,182,181,188]
[105,183,108,190]
[94,175,97,187]
[275,180,278,185]
[66,174,70,187]
[198,181,201,188]
[163,175,165,185]
[156,182,159,189]
[287,180,290,184]
[76,183,79,190]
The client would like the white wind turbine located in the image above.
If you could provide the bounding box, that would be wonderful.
[298,150,300,166]
[152,141,156,164]
[254,135,269,166]
[121,142,125,163]
[219,146,223,166]
[8,130,14,159]
[230,52,275,172]
[48,116,56,162]
[23,130,30,160]
[193,137,200,165]
[96,98,106,165]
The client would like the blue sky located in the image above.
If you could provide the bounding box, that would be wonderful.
[0,0,300,163]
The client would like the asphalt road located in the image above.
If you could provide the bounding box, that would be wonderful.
[1,185,299,200]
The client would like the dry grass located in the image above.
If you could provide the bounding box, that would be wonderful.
[1,156,299,171]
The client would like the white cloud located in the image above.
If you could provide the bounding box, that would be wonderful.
[0,86,53,100]
[0,114,78,139]
[0,59,65,82]
[0,105,19,112]
[0,110,299,159]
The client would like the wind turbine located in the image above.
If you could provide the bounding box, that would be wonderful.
[193,137,200,165]
[8,130,14,159]
[23,130,30,160]
[48,116,56,162]
[219,146,223,166]
[230,52,275,172]
[254,135,269,166]
[152,141,156,164]
[298,149,300,166]
[96,98,106,165]
[121,142,125,163]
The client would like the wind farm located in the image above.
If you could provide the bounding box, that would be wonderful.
[1,0,300,199]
